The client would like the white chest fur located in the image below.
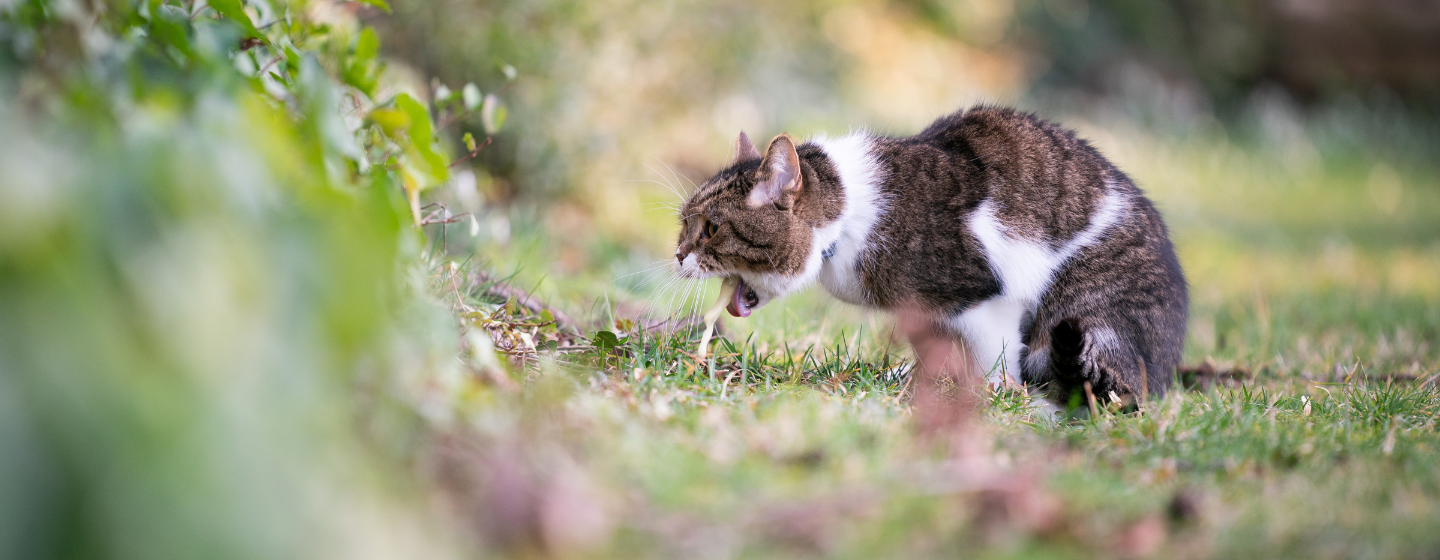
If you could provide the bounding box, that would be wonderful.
[948,188,1128,385]
[811,133,887,305]
[738,134,886,308]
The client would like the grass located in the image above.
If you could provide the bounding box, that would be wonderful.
[428,258,1440,559]
[417,108,1440,558]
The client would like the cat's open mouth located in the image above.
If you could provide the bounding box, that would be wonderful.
[725,277,760,318]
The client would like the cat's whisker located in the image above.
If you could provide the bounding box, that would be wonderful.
[628,182,687,216]
[678,282,697,321]
[640,270,680,304]
[682,280,707,325]
[642,163,686,202]
[654,157,699,194]
[682,279,705,320]
[661,280,696,332]
[632,267,675,291]
[672,279,694,315]
[633,288,665,326]
[632,272,680,313]
[625,178,686,200]
[614,263,673,321]
[613,260,672,283]
[647,273,690,325]
[620,260,670,276]
[648,158,687,199]
[627,279,676,321]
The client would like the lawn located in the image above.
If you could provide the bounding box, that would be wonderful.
[427,105,1440,559]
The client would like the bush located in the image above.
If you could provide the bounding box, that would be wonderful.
[0,1,473,558]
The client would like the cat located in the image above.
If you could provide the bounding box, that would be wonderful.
[673,106,1187,406]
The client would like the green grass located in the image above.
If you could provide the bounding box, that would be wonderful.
[431,265,1440,558]
[418,108,1440,558]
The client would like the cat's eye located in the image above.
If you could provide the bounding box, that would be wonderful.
[704,221,720,238]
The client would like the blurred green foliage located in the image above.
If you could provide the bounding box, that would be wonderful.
[371,0,850,203]
[0,1,474,558]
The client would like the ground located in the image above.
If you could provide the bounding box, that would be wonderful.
[429,108,1440,559]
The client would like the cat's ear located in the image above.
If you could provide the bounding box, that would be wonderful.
[731,131,761,164]
[748,134,802,209]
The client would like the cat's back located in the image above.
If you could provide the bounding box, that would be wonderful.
[909,106,1117,244]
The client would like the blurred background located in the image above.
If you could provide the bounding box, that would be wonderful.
[377,0,1440,365]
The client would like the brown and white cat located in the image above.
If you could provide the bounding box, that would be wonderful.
[674,106,1187,406]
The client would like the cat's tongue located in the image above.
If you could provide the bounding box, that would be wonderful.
[726,278,752,318]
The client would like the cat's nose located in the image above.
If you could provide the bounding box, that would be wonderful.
[676,252,685,264]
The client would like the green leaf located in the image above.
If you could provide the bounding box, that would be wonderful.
[355,27,380,61]
[342,28,383,95]
[282,44,301,73]
[342,64,380,97]
[148,6,195,59]
[592,330,621,354]
[395,93,450,183]
[207,0,262,38]
[481,94,507,134]
[463,132,477,152]
[368,108,410,135]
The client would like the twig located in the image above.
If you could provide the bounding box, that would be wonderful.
[471,270,581,333]
[436,109,472,131]
[449,136,492,169]
[189,2,213,21]
[437,81,516,130]
[420,210,472,226]
[258,55,285,77]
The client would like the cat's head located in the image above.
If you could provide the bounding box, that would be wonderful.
[674,132,833,318]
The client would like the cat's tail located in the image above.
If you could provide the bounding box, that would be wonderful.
[1043,318,1092,408]
[1040,317,1152,410]
[1048,318,1087,388]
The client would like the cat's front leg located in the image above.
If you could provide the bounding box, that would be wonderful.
[945,297,1029,389]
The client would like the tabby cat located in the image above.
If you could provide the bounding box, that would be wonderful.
[674,106,1187,406]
